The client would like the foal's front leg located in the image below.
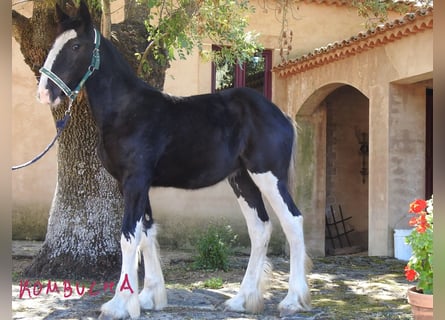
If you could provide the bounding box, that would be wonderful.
[100,222,142,319]
[100,182,148,319]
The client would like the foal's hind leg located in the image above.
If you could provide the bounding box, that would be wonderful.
[138,223,167,310]
[226,170,272,313]
[249,171,311,316]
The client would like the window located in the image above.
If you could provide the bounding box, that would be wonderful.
[211,47,272,100]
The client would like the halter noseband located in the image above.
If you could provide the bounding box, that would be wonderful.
[39,28,101,104]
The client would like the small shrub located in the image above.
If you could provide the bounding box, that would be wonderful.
[193,223,238,271]
[203,277,224,289]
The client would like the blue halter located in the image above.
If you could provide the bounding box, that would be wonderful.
[12,29,101,171]
[39,28,101,103]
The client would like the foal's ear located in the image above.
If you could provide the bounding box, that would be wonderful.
[55,3,70,23]
[77,0,92,26]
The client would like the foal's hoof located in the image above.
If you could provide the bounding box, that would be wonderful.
[225,292,264,314]
[98,311,131,320]
[100,295,141,319]
[279,307,298,318]
[224,296,246,313]
[98,312,115,320]
[278,296,311,317]
[98,311,139,320]
[279,305,311,318]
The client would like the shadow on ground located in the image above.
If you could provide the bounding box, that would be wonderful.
[12,241,413,319]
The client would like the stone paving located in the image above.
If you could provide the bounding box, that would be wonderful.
[12,241,413,319]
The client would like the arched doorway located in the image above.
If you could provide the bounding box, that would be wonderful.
[324,85,369,255]
[293,83,369,256]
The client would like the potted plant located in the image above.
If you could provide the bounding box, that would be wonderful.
[404,196,433,319]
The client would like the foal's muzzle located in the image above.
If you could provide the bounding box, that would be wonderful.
[37,84,63,106]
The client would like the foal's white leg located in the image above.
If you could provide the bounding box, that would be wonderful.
[100,221,142,319]
[225,196,272,314]
[138,224,167,310]
[277,215,311,316]
[249,171,311,316]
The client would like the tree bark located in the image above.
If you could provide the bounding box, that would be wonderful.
[25,96,124,279]
[101,0,112,39]
[13,1,168,279]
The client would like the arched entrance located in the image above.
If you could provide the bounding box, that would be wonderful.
[293,83,369,256]
[324,85,369,255]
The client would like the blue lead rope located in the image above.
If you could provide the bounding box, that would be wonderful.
[12,112,71,171]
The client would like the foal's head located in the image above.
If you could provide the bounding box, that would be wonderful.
[37,2,97,106]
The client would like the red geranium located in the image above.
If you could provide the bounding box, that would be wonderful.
[408,201,430,234]
[404,265,417,282]
[409,199,427,213]
[404,196,433,294]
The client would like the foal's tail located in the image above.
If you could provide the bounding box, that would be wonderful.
[287,116,299,200]
[286,115,313,276]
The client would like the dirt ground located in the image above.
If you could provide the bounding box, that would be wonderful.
[12,243,414,319]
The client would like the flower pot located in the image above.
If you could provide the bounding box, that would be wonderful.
[407,286,433,320]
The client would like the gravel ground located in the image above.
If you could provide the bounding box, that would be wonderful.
[12,241,413,319]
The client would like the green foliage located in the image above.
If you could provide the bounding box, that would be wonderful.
[407,228,433,293]
[73,0,102,10]
[140,0,261,69]
[203,276,224,289]
[351,0,432,27]
[193,223,238,271]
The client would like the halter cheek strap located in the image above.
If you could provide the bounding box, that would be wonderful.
[39,28,101,104]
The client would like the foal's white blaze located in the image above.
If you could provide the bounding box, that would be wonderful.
[225,195,272,313]
[100,220,142,319]
[37,29,77,105]
[248,171,311,315]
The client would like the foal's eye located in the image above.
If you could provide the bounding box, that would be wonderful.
[72,44,80,51]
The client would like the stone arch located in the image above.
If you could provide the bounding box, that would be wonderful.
[293,83,369,256]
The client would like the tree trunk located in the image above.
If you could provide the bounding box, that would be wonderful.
[13,2,168,279]
[26,97,124,279]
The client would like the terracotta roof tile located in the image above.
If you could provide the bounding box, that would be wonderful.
[274,7,433,77]
[299,0,419,8]
[300,0,351,5]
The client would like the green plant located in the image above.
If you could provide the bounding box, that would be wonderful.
[404,196,433,294]
[193,223,238,271]
[139,0,261,73]
[203,277,224,289]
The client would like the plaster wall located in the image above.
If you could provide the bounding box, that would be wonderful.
[295,108,327,256]
[388,84,427,228]
[12,3,57,239]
